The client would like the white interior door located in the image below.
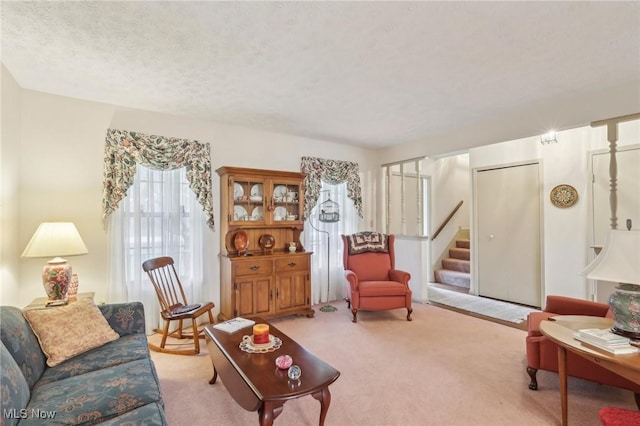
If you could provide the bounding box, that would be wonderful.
[476,163,541,307]
[591,147,640,303]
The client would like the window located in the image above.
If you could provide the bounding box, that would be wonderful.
[303,182,359,304]
[123,165,195,274]
[382,157,430,237]
[108,164,207,332]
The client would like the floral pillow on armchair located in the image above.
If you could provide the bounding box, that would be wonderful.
[347,232,389,255]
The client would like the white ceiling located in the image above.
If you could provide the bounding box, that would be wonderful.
[2,1,639,151]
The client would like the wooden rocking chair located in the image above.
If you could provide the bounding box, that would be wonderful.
[142,256,215,355]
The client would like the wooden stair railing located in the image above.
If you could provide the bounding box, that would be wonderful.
[431,200,463,240]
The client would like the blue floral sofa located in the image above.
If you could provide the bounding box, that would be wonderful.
[0,302,167,425]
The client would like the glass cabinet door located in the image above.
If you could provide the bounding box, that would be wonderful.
[270,180,302,223]
[230,178,265,224]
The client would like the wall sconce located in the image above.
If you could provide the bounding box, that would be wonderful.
[540,131,558,145]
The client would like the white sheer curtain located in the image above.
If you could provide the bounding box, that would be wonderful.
[107,164,210,333]
[303,182,360,305]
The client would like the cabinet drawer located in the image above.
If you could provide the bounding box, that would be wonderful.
[275,256,309,272]
[234,259,273,276]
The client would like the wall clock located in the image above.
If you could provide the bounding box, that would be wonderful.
[550,184,578,208]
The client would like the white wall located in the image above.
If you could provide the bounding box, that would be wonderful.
[470,122,639,300]
[5,66,637,308]
[1,65,22,304]
[6,85,378,309]
[384,118,639,302]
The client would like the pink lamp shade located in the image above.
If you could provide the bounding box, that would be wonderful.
[21,222,88,300]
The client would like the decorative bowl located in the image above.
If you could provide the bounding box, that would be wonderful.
[275,354,293,369]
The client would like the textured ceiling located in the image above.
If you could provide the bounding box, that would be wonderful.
[2,1,639,150]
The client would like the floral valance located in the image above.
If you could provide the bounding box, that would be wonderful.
[300,157,363,220]
[102,128,215,229]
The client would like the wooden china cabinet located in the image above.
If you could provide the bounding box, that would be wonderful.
[216,166,315,321]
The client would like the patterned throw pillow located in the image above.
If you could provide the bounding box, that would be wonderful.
[23,298,119,367]
[347,232,389,255]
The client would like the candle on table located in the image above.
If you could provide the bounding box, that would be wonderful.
[253,324,270,344]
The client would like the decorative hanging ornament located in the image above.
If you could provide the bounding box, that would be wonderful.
[319,197,340,223]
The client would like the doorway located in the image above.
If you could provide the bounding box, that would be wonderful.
[475,162,542,308]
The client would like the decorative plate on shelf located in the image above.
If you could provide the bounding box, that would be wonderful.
[234,206,248,221]
[233,183,244,200]
[550,184,578,208]
[259,234,275,250]
[250,184,263,197]
[251,206,263,221]
[273,185,287,201]
[273,206,288,220]
[234,231,249,252]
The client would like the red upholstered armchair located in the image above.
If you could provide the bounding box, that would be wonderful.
[341,233,412,323]
[526,295,640,407]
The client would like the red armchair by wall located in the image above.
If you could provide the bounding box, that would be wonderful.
[526,295,640,407]
[341,233,412,323]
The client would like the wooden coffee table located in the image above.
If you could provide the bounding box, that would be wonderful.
[204,319,340,426]
[540,315,640,426]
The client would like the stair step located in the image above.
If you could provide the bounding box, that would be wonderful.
[434,270,470,289]
[449,247,470,260]
[442,258,470,273]
[456,239,470,249]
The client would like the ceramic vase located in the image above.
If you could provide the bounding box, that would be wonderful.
[608,283,640,339]
[42,259,72,300]
[67,274,79,300]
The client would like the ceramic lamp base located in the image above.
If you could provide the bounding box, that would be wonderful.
[42,258,72,300]
[608,283,640,340]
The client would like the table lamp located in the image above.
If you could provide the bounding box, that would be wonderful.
[583,228,640,339]
[21,222,88,301]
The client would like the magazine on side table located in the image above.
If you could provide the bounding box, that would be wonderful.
[213,317,256,334]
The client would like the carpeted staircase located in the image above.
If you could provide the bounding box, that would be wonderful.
[434,238,470,290]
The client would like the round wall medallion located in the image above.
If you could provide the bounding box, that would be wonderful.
[550,184,578,208]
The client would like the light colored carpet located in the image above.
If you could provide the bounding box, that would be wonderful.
[149,302,636,426]
[427,285,540,324]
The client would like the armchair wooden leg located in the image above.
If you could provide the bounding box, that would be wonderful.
[351,308,358,323]
[526,366,538,390]
[406,307,413,321]
[345,298,351,309]
[635,392,640,410]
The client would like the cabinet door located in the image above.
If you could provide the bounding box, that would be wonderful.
[230,177,266,224]
[270,179,303,224]
[235,276,272,317]
[276,273,309,312]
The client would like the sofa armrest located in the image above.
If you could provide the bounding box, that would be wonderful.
[99,302,146,336]
[344,270,359,292]
[544,295,610,317]
[527,311,558,337]
[389,269,411,286]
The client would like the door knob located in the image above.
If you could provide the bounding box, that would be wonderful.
[488,234,494,240]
